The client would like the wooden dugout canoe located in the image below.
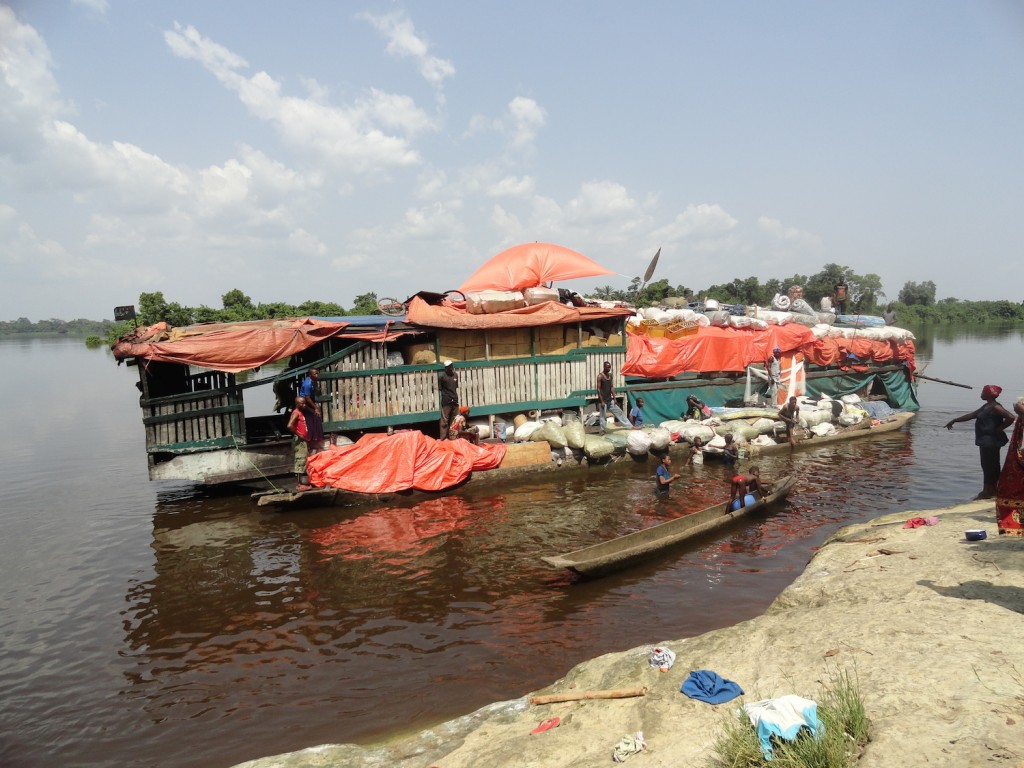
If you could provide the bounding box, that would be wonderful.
[743,411,914,457]
[541,476,796,577]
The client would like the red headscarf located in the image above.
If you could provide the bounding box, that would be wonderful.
[459,405,470,415]
[981,384,1002,399]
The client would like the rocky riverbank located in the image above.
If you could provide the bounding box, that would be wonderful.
[235,500,1023,767]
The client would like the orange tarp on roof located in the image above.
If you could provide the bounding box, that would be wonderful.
[307,430,507,493]
[804,336,917,372]
[459,242,616,292]
[405,295,631,329]
[111,317,350,373]
[623,325,815,377]
[623,325,916,377]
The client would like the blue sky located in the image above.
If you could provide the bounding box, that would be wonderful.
[2,1,1023,320]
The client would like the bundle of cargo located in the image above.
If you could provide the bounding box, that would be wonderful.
[487,327,532,359]
[437,329,487,362]
[523,286,559,305]
[465,290,527,315]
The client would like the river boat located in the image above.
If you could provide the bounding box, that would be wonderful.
[109,248,918,490]
[110,302,918,489]
[541,475,797,577]
[111,296,632,485]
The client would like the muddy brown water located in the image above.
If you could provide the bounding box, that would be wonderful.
[1,327,1021,768]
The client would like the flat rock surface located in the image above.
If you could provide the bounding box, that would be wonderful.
[235,501,1024,768]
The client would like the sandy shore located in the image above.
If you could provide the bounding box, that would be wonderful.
[236,500,1024,768]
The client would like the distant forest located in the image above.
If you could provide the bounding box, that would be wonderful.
[2,263,1022,343]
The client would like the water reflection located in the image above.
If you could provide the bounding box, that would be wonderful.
[4,332,1020,768]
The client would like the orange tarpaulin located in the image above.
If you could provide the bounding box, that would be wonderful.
[622,325,916,378]
[804,337,916,372]
[112,318,350,373]
[622,325,815,377]
[459,242,616,293]
[307,430,507,494]
[405,295,631,329]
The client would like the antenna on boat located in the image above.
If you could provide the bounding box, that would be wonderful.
[634,247,661,303]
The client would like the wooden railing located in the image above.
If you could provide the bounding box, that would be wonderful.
[138,328,628,450]
[142,387,243,454]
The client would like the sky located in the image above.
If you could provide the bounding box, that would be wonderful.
[2,1,1023,321]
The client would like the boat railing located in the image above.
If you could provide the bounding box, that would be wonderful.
[141,385,244,455]
[137,332,630,450]
[319,348,628,430]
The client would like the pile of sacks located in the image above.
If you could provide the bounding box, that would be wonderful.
[511,414,620,462]
[507,395,875,461]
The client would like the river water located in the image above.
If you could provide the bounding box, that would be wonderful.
[1,327,1021,768]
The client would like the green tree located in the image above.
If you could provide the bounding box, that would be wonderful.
[349,292,381,315]
[138,291,169,326]
[137,291,193,326]
[898,280,936,306]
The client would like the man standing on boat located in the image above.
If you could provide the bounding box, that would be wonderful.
[778,396,801,448]
[438,360,459,440]
[833,279,849,314]
[288,395,322,491]
[298,368,324,449]
[597,361,631,433]
[766,347,782,403]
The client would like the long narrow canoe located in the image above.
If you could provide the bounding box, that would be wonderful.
[744,411,914,457]
[541,476,796,577]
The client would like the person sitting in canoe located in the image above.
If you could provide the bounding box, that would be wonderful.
[655,454,681,496]
[730,466,769,510]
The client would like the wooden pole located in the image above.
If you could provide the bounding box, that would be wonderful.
[915,373,972,389]
[529,687,647,705]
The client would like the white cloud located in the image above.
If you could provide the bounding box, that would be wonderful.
[287,228,328,257]
[487,175,535,199]
[465,97,547,156]
[359,12,455,88]
[71,0,109,13]
[653,203,738,242]
[506,97,546,152]
[163,23,429,173]
[0,203,87,278]
[757,216,823,248]
[0,6,71,161]
[566,181,647,226]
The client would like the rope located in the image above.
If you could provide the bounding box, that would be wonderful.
[230,438,286,493]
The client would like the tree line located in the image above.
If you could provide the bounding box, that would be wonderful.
[2,264,1022,345]
[591,265,1024,324]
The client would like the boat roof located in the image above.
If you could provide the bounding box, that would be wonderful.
[111,299,632,372]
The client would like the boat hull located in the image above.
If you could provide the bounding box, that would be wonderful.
[745,411,914,457]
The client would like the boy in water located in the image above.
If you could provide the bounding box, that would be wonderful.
[685,436,704,466]
[722,434,739,466]
[730,466,769,510]
[655,454,682,496]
